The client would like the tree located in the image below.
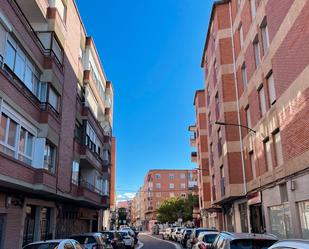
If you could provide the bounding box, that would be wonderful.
[157,194,199,223]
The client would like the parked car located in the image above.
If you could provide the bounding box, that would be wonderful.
[268,240,309,249]
[70,233,107,249]
[23,239,82,249]
[211,232,278,249]
[187,228,218,249]
[119,230,135,249]
[176,228,186,243]
[172,227,185,241]
[120,227,138,244]
[192,231,219,249]
[164,227,174,240]
[100,231,125,249]
[181,228,193,248]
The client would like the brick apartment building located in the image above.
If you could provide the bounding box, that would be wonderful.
[133,169,198,230]
[0,0,115,248]
[189,90,221,228]
[197,0,309,239]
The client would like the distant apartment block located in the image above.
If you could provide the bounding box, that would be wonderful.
[0,0,115,248]
[199,0,309,238]
[132,169,198,230]
[189,90,216,228]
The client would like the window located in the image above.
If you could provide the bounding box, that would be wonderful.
[0,102,37,164]
[169,174,175,180]
[269,204,291,239]
[180,173,186,179]
[279,183,288,203]
[44,142,56,173]
[155,183,161,189]
[245,106,251,128]
[261,18,270,54]
[169,183,174,189]
[273,130,283,167]
[180,183,186,189]
[242,63,248,87]
[253,37,260,67]
[298,201,309,239]
[48,87,60,111]
[155,173,161,179]
[86,88,98,118]
[250,0,256,20]
[267,73,276,105]
[258,85,267,116]
[72,161,79,185]
[263,137,273,171]
[249,151,256,179]
[215,92,220,120]
[239,24,244,48]
[18,127,34,165]
[237,0,242,11]
[4,36,43,101]
[217,128,222,157]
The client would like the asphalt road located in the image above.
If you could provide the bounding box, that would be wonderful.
[138,233,181,249]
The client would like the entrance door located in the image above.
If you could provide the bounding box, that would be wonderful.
[239,203,249,232]
[23,206,36,246]
[0,214,6,249]
[250,204,265,233]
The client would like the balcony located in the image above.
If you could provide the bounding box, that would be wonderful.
[190,135,197,147]
[76,179,109,208]
[14,0,48,25]
[191,152,198,163]
[36,31,63,66]
[220,178,225,197]
[188,124,197,132]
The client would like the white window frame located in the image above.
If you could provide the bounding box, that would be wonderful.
[169,174,175,180]
[169,183,175,189]
[0,100,36,165]
[155,173,161,179]
[180,173,186,179]
[264,138,273,171]
[242,63,248,87]
[180,183,186,189]
[267,73,276,105]
[155,183,161,189]
[261,18,270,54]
[258,85,267,115]
[250,0,256,20]
[72,160,80,185]
[273,130,283,167]
[239,24,244,48]
[253,38,260,67]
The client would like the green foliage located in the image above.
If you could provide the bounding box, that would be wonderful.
[157,194,199,223]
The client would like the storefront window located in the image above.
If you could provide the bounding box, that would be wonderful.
[299,200,309,239]
[269,203,292,239]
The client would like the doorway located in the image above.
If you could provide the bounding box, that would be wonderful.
[250,204,265,233]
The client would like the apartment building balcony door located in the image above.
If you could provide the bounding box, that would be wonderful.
[250,204,265,234]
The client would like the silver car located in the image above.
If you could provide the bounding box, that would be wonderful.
[268,240,309,249]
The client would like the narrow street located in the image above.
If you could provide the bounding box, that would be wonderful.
[138,233,181,249]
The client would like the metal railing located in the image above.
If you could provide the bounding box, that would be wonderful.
[79,178,105,196]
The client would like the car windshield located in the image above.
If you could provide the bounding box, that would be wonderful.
[70,236,96,244]
[196,230,210,237]
[186,230,192,234]
[119,232,128,237]
[230,239,277,249]
[203,234,217,244]
[23,243,59,249]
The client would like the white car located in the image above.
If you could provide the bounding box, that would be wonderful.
[268,240,309,249]
[119,230,134,249]
[23,239,82,249]
[172,227,185,241]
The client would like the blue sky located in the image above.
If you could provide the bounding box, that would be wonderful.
[75,0,212,201]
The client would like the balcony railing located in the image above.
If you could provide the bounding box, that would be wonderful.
[220,178,225,197]
[36,31,63,66]
[79,179,108,196]
[10,1,63,67]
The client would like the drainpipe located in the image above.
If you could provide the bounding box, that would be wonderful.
[228,2,247,196]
